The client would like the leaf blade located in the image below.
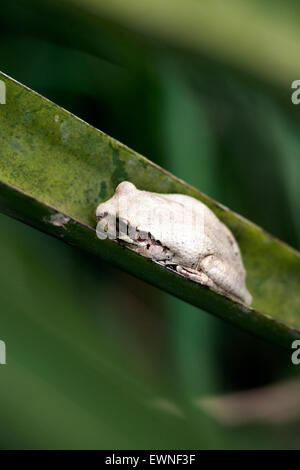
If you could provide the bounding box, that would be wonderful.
[0,71,299,347]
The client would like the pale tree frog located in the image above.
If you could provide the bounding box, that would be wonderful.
[96,181,252,305]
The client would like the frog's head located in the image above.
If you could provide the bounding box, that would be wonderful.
[96,181,137,221]
[95,181,135,221]
[115,181,137,195]
[96,181,139,240]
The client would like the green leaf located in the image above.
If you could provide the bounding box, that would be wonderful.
[0,71,299,347]
[26,0,300,93]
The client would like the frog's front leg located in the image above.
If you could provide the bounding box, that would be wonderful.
[176,265,219,290]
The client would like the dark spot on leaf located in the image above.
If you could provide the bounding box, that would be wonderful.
[98,181,107,200]
[111,144,128,189]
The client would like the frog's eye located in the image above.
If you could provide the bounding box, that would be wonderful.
[96,211,108,221]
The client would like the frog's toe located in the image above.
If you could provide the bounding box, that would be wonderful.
[176,265,217,289]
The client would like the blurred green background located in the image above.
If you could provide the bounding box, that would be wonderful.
[0,0,300,449]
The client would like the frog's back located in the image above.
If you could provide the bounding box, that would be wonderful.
[159,193,241,262]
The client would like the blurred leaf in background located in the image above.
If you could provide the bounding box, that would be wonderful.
[0,0,300,449]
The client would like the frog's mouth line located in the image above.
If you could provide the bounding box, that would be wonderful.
[107,217,174,262]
